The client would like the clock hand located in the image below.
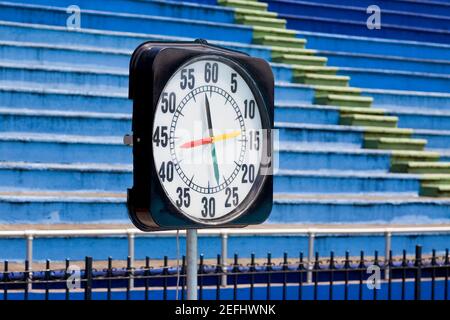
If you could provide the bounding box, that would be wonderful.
[205,94,220,186]
[179,130,241,149]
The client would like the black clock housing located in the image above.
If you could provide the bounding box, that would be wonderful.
[127,40,274,231]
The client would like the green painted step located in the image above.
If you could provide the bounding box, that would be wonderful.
[295,74,349,86]
[364,137,426,151]
[236,15,286,28]
[340,114,398,127]
[219,0,267,11]
[420,184,450,197]
[391,162,450,174]
[364,127,412,139]
[391,150,440,163]
[253,26,297,39]
[314,85,362,97]
[235,8,278,18]
[421,174,450,185]
[340,107,385,115]
[291,65,338,76]
[271,47,317,56]
[272,53,327,66]
[253,35,305,48]
[315,94,373,108]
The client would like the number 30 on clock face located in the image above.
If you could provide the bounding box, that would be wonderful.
[152,56,270,225]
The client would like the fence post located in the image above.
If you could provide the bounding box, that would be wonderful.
[84,256,93,300]
[25,233,33,291]
[221,232,228,287]
[127,230,135,289]
[414,245,422,301]
[384,231,391,280]
[307,231,315,283]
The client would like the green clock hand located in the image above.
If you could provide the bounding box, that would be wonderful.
[204,94,220,186]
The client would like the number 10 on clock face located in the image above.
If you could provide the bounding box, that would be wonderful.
[152,56,269,225]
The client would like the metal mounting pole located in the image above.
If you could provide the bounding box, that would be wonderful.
[186,228,198,300]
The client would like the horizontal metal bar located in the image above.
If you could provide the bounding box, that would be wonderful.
[1,226,450,238]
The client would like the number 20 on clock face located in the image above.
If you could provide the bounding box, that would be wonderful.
[152,56,269,225]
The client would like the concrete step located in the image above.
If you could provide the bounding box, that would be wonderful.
[252,26,298,39]
[0,132,130,164]
[278,9,450,44]
[272,53,327,66]
[0,161,420,194]
[271,46,317,56]
[0,191,449,226]
[0,131,394,171]
[391,150,440,163]
[314,85,362,97]
[391,162,450,174]
[0,108,131,136]
[297,29,450,61]
[234,7,278,18]
[276,103,450,132]
[274,193,450,225]
[340,114,398,128]
[338,67,450,93]
[291,65,338,76]
[294,73,349,87]
[235,15,286,29]
[421,184,450,197]
[262,0,450,20]
[315,94,373,108]
[261,0,450,31]
[278,122,413,148]
[0,1,255,43]
[2,0,239,24]
[323,50,450,76]
[253,35,306,48]
[364,137,427,151]
[219,0,268,11]
[1,18,448,63]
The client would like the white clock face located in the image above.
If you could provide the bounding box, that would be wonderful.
[152,56,267,224]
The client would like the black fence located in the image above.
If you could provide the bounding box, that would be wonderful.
[0,245,449,300]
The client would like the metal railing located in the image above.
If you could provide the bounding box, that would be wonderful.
[0,245,449,300]
[1,225,450,286]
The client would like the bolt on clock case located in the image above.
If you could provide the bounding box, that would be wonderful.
[127,40,274,231]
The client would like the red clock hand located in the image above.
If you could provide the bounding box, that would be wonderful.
[180,137,213,149]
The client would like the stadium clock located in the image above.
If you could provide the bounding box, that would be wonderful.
[127,40,273,231]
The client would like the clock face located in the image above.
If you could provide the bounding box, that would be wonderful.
[152,55,269,224]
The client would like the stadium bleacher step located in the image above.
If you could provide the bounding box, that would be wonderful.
[314,85,362,97]
[272,53,327,66]
[339,106,385,116]
[391,162,450,174]
[271,47,317,56]
[420,184,450,197]
[421,174,450,186]
[294,73,349,86]
[219,0,268,11]
[391,150,440,163]
[234,7,277,18]
[340,114,398,128]
[253,35,306,48]
[235,15,286,29]
[291,65,338,76]
[315,94,373,108]
[364,137,427,151]
[253,26,298,39]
